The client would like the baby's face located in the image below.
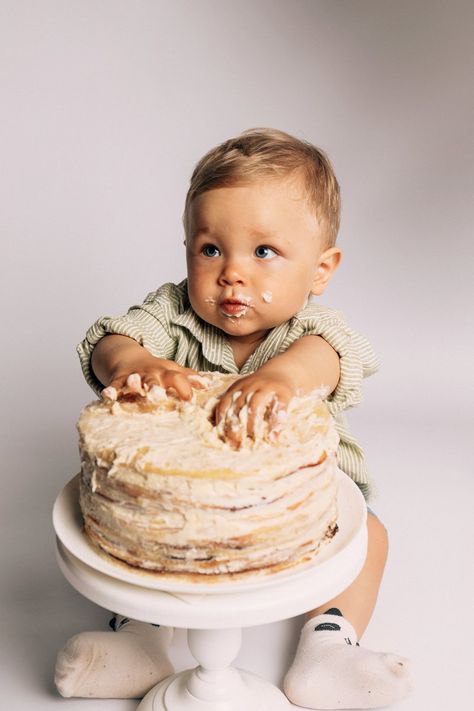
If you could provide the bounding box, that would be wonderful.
[185,174,332,344]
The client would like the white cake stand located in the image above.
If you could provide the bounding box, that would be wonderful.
[53,470,367,710]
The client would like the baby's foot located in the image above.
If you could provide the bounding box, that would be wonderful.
[55,616,174,699]
[283,609,414,709]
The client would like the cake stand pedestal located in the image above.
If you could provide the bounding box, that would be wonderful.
[140,628,287,710]
[53,472,367,710]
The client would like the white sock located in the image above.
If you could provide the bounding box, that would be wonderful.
[55,615,174,699]
[283,608,414,709]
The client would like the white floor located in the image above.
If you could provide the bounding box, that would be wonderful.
[1,413,471,710]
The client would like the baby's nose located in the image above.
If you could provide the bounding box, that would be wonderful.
[218,262,245,285]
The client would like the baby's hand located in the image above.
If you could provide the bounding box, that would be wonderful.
[102,359,207,403]
[212,372,294,448]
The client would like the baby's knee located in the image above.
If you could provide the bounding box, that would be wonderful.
[367,511,389,558]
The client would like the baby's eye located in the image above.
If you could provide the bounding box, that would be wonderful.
[255,245,277,259]
[202,244,221,258]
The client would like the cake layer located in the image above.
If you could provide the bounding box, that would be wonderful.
[78,372,340,577]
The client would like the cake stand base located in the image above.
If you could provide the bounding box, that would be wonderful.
[138,627,290,710]
[138,669,289,711]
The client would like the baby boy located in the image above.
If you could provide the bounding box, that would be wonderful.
[55,128,413,708]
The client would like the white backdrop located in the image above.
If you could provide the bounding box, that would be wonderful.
[1,2,472,709]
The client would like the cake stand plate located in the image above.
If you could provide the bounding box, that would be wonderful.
[53,472,367,710]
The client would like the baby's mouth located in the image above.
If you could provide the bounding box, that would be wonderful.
[219,298,252,318]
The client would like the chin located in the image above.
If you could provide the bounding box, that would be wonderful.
[217,317,249,332]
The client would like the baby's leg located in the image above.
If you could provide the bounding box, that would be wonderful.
[306,509,389,638]
[284,512,414,709]
[54,615,174,699]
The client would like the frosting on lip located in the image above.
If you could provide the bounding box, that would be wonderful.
[221,302,248,314]
[219,294,254,318]
[220,301,251,319]
[205,294,255,318]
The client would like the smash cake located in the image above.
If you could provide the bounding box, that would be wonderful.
[77,372,340,579]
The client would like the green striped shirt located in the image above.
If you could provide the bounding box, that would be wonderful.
[77,279,380,501]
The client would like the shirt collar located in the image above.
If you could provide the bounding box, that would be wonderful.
[171,280,238,373]
[170,281,312,374]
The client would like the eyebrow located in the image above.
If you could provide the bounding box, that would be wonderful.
[191,227,211,238]
[192,227,280,240]
[249,229,280,240]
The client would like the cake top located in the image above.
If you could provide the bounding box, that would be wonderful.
[78,372,339,478]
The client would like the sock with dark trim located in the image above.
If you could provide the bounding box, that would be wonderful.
[283,608,414,709]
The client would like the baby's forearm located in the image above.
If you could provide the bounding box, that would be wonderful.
[258,335,340,395]
[91,335,155,387]
[91,335,202,400]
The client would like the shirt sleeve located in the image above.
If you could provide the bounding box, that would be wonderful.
[76,285,178,396]
[293,302,380,416]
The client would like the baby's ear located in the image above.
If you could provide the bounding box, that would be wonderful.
[311,248,342,296]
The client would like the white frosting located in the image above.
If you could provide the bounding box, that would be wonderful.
[78,372,340,576]
[127,373,143,393]
[148,384,168,403]
[219,293,255,319]
[102,386,117,402]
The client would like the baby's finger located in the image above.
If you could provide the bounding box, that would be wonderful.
[141,375,169,404]
[101,385,118,401]
[223,409,245,450]
[213,388,243,427]
[126,373,143,393]
[104,373,146,403]
[226,389,251,447]
[186,373,211,390]
[106,374,131,395]
[224,423,243,449]
[181,366,201,375]
[248,390,289,440]
[141,374,165,392]
[212,389,245,447]
[247,391,275,439]
[267,397,289,441]
[163,371,194,400]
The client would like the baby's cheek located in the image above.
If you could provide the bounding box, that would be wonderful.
[186,284,206,317]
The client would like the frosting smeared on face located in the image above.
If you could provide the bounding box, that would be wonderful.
[261,291,272,303]
[219,293,254,319]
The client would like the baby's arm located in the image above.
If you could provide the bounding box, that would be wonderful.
[214,335,340,444]
[91,334,203,400]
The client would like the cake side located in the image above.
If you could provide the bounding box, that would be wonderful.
[78,372,340,577]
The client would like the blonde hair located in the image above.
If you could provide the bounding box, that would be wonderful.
[182,127,340,248]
